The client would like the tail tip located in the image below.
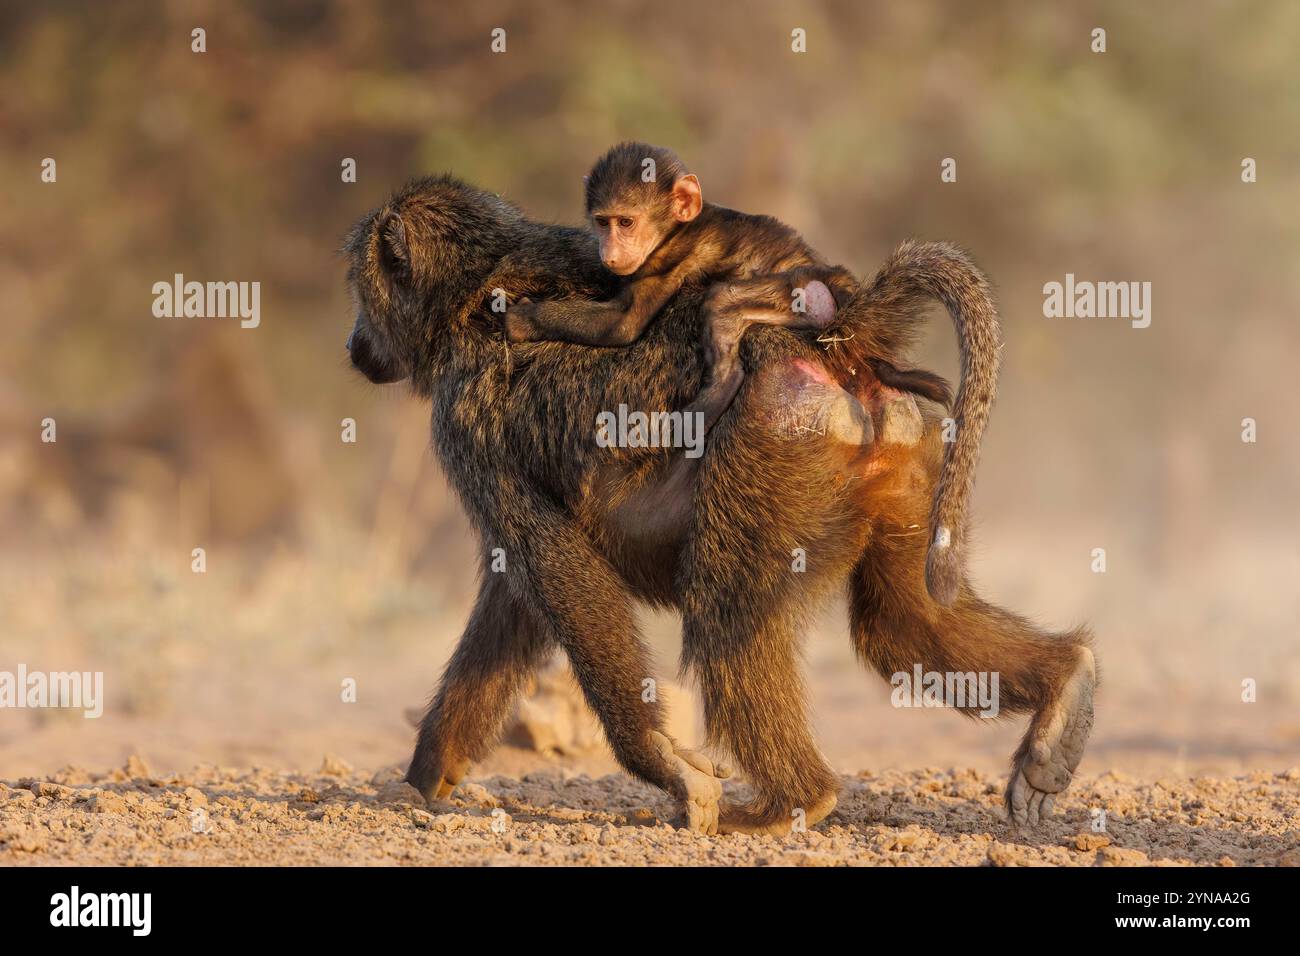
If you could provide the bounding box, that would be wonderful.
[925,529,963,606]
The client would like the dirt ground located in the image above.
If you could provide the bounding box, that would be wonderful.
[4,752,1299,866]
[4,659,1300,867]
[3,530,1299,867]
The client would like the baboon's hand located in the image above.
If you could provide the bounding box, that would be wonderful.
[405,752,470,807]
[505,298,540,343]
[650,731,730,835]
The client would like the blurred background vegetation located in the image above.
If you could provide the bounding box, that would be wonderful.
[2,0,1298,776]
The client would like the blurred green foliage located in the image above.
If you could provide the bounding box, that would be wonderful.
[1,0,1297,552]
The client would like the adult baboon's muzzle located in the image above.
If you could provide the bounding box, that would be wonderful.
[348,327,406,384]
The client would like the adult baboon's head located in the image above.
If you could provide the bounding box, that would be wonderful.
[342,175,525,386]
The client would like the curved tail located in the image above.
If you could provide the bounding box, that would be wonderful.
[824,239,1002,606]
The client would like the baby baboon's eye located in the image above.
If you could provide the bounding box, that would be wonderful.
[618,217,634,229]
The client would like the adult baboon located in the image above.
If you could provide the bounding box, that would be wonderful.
[343,175,1095,834]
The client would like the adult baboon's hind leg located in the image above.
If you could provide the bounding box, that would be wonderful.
[680,601,840,836]
[847,400,1097,828]
[680,590,841,836]
[679,357,873,835]
[851,570,1096,827]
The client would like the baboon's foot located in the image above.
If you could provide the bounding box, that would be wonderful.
[652,731,730,834]
[718,790,838,837]
[1006,646,1096,827]
[433,754,471,800]
[800,280,837,328]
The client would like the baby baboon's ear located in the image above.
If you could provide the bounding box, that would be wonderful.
[670,174,703,222]
[378,211,410,276]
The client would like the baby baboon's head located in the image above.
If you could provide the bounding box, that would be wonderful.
[342,175,524,386]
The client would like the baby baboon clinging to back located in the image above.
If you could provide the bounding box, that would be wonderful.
[343,175,1095,835]
[505,142,998,605]
[506,143,949,421]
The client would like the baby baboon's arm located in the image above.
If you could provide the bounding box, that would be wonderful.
[505,271,683,347]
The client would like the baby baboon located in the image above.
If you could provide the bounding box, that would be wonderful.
[343,175,1095,834]
[505,142,998,605]
[505,143,948,420]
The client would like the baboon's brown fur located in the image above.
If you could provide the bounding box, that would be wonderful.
[342,174,1094,831]
[507,142,998,605]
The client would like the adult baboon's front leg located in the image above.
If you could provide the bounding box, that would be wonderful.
[481,477,728,832]
[406,569,552,803]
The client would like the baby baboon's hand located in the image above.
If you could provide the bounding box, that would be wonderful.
[505,298,539,343]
